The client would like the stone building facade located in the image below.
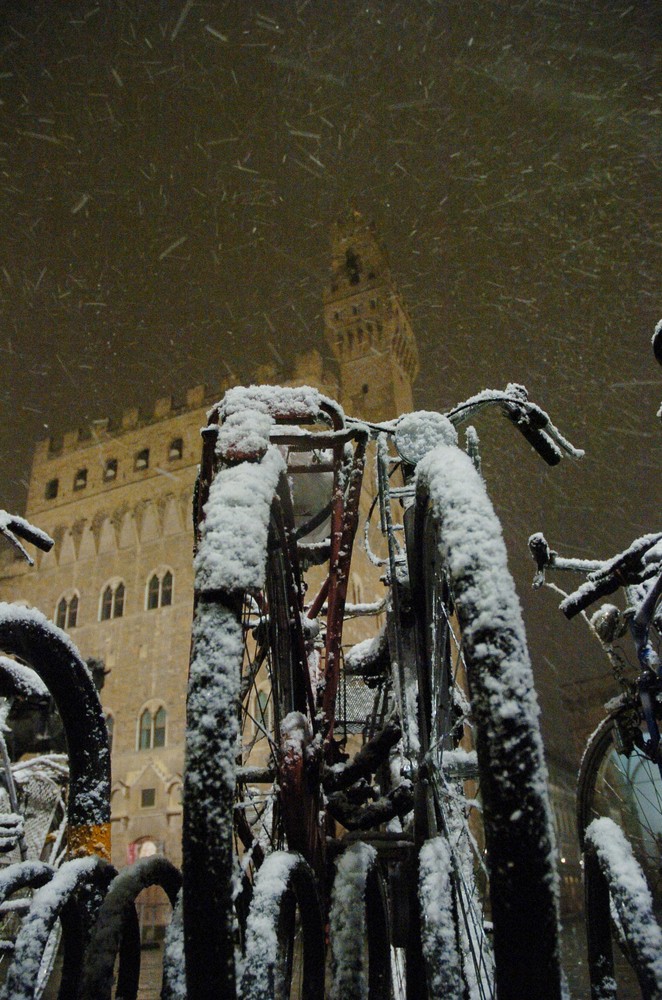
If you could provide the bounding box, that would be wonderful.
[0,215,418,875]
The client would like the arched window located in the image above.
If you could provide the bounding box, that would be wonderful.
[101,586,113,620]
[55,594,78,629]
[153,707,166,747]
[139,709,152,750]
[146,571,173,610]
[138,706,167,750]
[161,571,172,607]
[100,581,125,621]
[147,575,160,610]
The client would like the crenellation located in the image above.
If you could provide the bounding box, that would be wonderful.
[154,396,172,419]
[185,384,205,408]
[63,429,80,450]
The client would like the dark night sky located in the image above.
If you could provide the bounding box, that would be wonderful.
[0,0,659,768]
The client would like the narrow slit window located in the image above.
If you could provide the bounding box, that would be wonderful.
[153,707,166,748]
[139,710,152,750]
[100,586,113,621]
[104,459,117,482]
[147,574,160,610]
[73,468,87,491]
[56,597,68,629]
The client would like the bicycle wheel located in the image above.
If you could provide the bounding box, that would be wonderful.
[584,816,662,999]
[185,471,320,998]
[410,492,494,999]
[328,842,391,1000]
[240,851,324,1000]
[578,706,662,995]
[411,444,562,1000]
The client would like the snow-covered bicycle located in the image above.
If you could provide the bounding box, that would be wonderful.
[530,531,662,999]
[186,382,581,999]
[529,328,662,1000]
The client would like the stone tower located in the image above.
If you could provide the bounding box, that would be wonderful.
[323,212,419,422]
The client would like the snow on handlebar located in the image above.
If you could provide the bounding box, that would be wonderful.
[0,512,53,565]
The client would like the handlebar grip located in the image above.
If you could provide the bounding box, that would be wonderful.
[502,408,563,466]
[559,575,621,619]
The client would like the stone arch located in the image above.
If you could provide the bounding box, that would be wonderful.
[140,504,160,544]
[59,530,76,566]
[162,497,182,537]
[98,517,116,554]
[118,511,137,550]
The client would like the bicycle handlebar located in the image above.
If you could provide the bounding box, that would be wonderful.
[529,530,662,619]
[0,512,53,566]
[445,384,583,467]
[346,383,582,467]
[208,382,582,473]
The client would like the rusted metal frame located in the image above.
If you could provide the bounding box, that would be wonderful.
[270,427,359,449]
[377,434,416,761]
[273,482,316,723]
[321,432,368,743]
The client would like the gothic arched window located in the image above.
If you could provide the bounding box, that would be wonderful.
[146,570,173,610]
[100,581,125,621]
[55,593,78,630]
[138,706,167,750]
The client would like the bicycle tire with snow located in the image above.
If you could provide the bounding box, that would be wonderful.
[411,443,562,999]
[328,842,391,1000]
[578,707,662,998]
[185,464,318,998]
